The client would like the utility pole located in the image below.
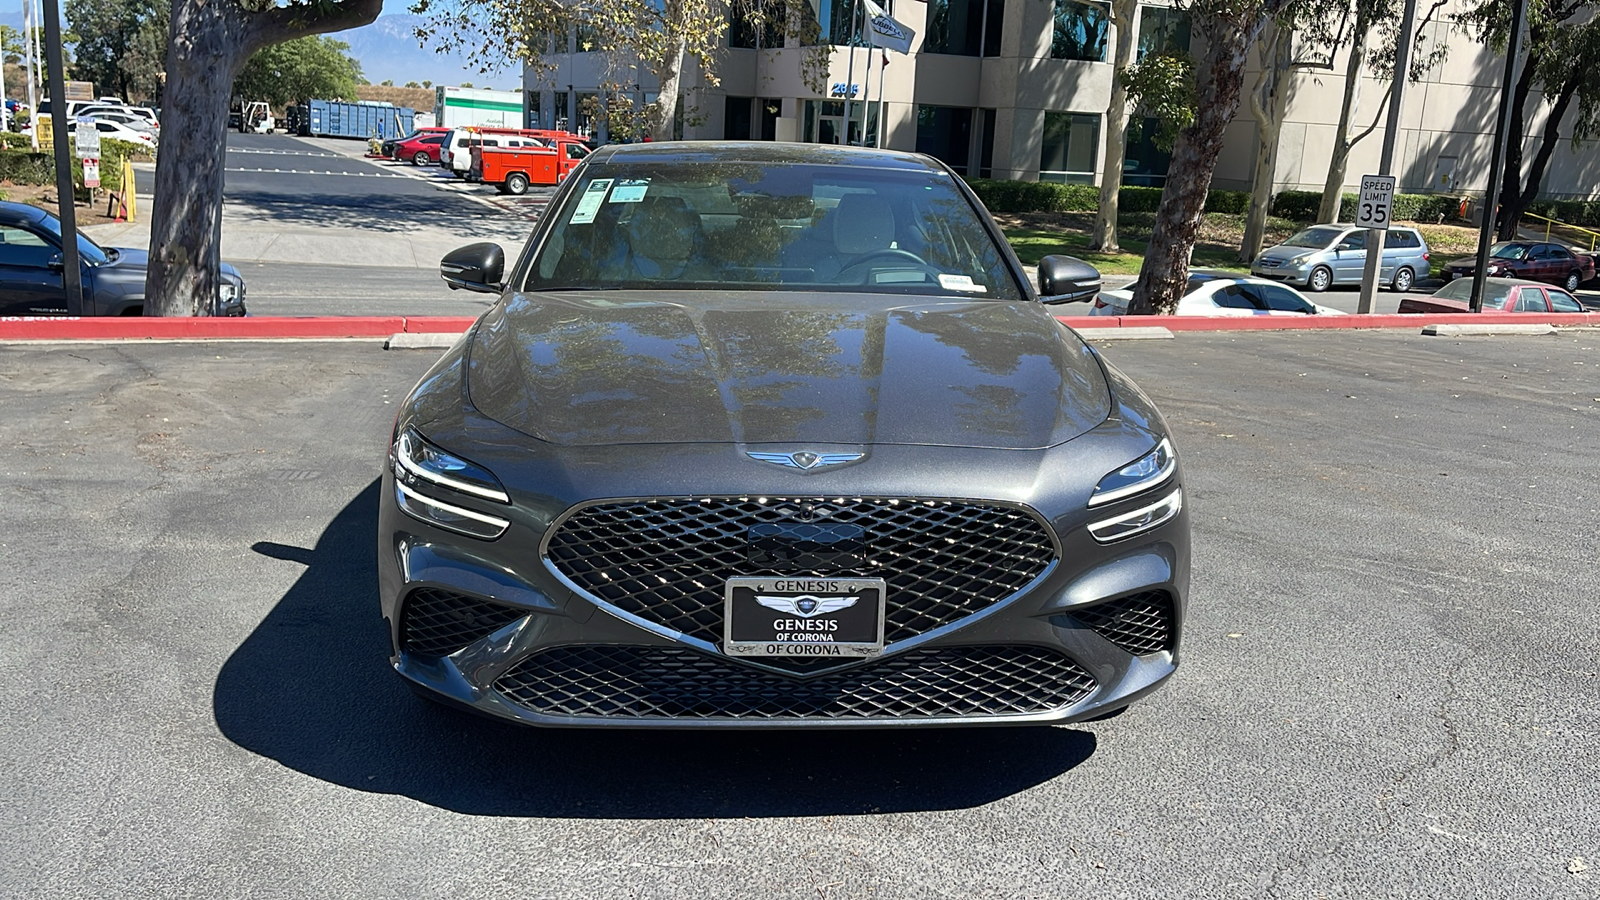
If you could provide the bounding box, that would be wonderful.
[1356,0,1418,314]
[1470,0,1527,312]
[42,0,83,316]
[24,0,39,149]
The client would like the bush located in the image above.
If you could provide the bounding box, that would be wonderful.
[0,138,145,194]
[966,179,1256,217]
[1524,199,1600,228]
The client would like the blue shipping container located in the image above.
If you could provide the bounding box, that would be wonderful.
[304,100,415,139]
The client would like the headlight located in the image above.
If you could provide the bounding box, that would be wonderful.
[1089,489,1183,543]
[1088,438,1176,508]
[218,283,238,302]
[390,428,510,539]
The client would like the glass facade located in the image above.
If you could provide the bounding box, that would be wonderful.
[924,0,1003,56]
[916,105,972,171]
[729,0,785,49]
[1137,5,1190,62]
[1039,112,1098,183]
[1051,0,1108,62]
[1123,116,1173,186]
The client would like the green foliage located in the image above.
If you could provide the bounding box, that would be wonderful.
[66,0,169,101]
[966,178,1250,217]
[1122,52,1196,152]
[234,36,363,107]
[0,138,148,193]
[1524,198,1600,227]
[1270,189,1466,223]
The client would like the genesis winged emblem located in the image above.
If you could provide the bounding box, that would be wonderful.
[746,451,864,470]
[756,594,859,617]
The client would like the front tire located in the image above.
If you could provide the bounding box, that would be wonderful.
[505,172,530,195]
[1308,266,1333,293]
[1564,270,1581,292]
[1391,266,1414,293]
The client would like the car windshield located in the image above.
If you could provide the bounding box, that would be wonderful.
[37,212,111,266]
[525,159,1022,300]
[1433,277,1512,308]
[1490,243,1530,259]
[1281,227,1344,249]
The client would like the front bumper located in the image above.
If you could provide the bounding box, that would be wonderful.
[1250,259,1311,284]
[377,460,1190,729]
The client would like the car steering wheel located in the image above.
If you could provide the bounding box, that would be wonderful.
[837,248,932,283]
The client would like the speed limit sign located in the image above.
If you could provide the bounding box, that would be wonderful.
[1356,174,1395,229]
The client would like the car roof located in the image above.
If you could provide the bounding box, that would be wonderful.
[0,200,49,225]
[585,140,950,174]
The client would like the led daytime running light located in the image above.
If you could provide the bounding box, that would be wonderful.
[1088,489,1182,544]
[395,480,511,538]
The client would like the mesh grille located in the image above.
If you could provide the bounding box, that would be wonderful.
[544,497,1055,645]
[400,588,528,657]
[1073,591,1174,654]
[494,645,1096,720]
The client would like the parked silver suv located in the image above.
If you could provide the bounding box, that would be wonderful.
[1251,225,1431,292]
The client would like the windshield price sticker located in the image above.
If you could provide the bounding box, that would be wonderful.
[1356,174,1395,230]
[609,179,650,203]
[569,178,613,224]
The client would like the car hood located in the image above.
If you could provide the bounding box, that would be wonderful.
[468,291,1111,450]
[1255,247,1312,263]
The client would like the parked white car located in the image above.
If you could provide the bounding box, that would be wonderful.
[441,127,546,177]
[79,108,158,136]
[1089,272,1349,316]
[88,118,158,149]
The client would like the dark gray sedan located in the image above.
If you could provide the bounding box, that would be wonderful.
[379,142,1189,727]
[0,201,245,316]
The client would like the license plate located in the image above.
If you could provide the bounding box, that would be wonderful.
[723,576,886,658]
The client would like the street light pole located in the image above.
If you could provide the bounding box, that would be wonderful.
[41,0,82,316]
[1356,0,1418,314]
[1470,0,1527,312]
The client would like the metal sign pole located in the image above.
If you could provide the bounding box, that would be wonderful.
[41,0,82,316]
[1357,0,1417,314]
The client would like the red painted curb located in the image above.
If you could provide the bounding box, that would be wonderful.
[2,310,1592,342]
[1057,312,1598,331]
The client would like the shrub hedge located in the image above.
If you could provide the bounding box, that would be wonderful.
[0,138,149,194]
[969,178,1483,224]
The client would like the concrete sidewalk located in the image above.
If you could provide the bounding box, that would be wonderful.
[83,196,528,269]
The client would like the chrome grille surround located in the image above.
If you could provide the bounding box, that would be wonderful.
[540,496,1060,649]
[493,645,1097,720]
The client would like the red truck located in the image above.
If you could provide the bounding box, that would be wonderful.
[470,134,592,194]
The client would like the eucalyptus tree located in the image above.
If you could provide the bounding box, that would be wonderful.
[145,0,384,315]
[1086,0,1138,253]
[1127,0,1298,315]
[1463,0,1600,239]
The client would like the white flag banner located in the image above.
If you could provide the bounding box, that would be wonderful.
[862,0,915,54]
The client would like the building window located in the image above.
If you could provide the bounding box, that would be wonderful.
[1039,112,1098,184]
[916,105,972,171]
[1052,0,1108,62]
[1122,116,1171,186]
[1137,5,1190,62]
[925,0,1003,57]
[554,92,570,132]
[725,96,754,138]
[729,0,785,48]
[525,91,542,129]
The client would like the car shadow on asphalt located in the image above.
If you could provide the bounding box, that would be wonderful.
[213,481,1098,818]
[225,191,521,238]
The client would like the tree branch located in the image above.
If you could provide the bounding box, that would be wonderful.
[246,0,384,53]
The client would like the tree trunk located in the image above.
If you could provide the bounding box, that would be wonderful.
[1240,32,1291,264]
[1088,0,1140,252]
[1129,22,1259,315]
[145,0,252,316]
[1493,43,1538,240]
[145,0,380,316]
[1502,78,1580,235]
[651,37,688,141]
[1318,19,1368,223]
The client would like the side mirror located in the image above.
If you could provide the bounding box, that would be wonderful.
[440,242,505,293]
[1036,254,1102,304]
[1336,242,1355,252]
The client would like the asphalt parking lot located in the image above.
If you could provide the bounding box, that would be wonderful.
[2,330,1597,898]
